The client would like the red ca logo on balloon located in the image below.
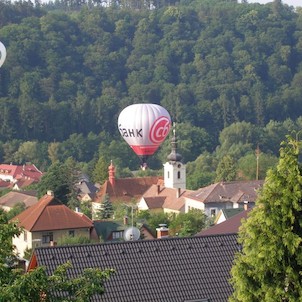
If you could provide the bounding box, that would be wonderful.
[149,116,171,144]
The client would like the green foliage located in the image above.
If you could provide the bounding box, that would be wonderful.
[0,209,114,301]
[169,209,207,237]
[57,235,91,246]
[97,194,113,220]
[6,202,26,220]
[0,1,301,176]
[230,136,302,301]
[215,155,237,182]
[237,152,278,180]
[91,155,109,184]
[139,209,208,236]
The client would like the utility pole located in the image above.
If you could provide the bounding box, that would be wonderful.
[255,145,260,181]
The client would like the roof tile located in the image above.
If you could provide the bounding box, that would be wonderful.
[33,234,238,302]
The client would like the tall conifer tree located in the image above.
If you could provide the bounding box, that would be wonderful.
[230,136,302,301]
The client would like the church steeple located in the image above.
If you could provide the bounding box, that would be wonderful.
[167,128,182,163]
[163,124,186,190]
[108,160,116,187]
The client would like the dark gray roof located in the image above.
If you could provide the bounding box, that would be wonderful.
[33,234,239,302]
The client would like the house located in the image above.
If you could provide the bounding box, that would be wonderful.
[197,207,252,236]
[138,129,192,214]
[0,191,38,212]
[93,218,156,242]
[11,190,94,258]
[185,180,264,217]
[215,208,244,225]
[28,233,239,302]
[92,161,161,214]
[138,184,192,213]
[0,163,43,184]
[75,179,99,202]
[12,178,39,191]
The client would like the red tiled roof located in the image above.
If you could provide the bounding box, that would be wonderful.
[198,208,252,236]
[95,176,161,203]
[142,184,193,212]
[11,193,93,232]
[0,180,12,188]
[0,164,43,181]
[143,196,166,209]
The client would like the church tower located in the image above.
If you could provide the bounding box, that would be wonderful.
[163,127,186,190]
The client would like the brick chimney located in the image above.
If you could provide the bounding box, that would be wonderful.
[156,224,169,239]
[108,160,116,187]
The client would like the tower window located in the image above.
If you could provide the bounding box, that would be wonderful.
[167,171,170,178]
[178,171,181,179]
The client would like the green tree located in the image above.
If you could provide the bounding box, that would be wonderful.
[37,162,71,204]
[0,209,114,301]
[230,136,302,301]
[98,194,113,220]
[215,155,237,182]
[168,209,207,237]
[92,155,109,184]
[6,202,26,220]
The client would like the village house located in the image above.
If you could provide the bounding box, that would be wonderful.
[198,207,252,236]
[0,163,43,184]
[0,190,38,212]
[11,190,94,258]
[184,179,264,217]
[28,233,239,302]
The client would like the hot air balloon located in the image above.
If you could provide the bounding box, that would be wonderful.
[118,103,171,168]
[0,41,6,68]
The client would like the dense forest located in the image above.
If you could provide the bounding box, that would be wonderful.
[0,0,302,189]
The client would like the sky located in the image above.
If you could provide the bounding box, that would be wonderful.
[247,0,301,7]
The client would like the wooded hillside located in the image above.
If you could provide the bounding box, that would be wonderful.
[0,0,301,188]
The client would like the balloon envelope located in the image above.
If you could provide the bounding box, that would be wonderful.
[118,103,171,162]
[0,41,6,68]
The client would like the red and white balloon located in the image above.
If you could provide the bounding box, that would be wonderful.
[0,41,6,68]
[118,103,171,166]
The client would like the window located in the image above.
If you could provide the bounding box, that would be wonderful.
[112,231,124,240]
[42,232,53,244]
[178,171,181,179]
[210,208,217,217]
[167,171,170,178]
[24,231,27,242]
[69,230,75,237]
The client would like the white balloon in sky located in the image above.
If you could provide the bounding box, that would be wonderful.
[118,103,171,165]
[0,41,7,68]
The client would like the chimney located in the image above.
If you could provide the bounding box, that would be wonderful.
[108,160,116,187]
[47,190,54,196]
[157,184,160,195]
[156,224,169,239]
[244,200,249,211]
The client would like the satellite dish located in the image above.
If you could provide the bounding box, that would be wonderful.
[124,226,140,241]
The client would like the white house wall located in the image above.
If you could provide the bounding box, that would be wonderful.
[185,198,205,213]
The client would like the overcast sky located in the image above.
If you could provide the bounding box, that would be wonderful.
[247,0,301,7]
